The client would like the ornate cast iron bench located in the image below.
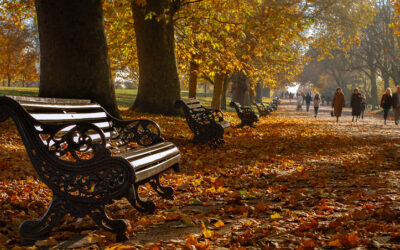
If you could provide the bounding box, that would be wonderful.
[175,99,230,146]
[230,102,259,127]
[254,103,271,117]
[0,95,180,242]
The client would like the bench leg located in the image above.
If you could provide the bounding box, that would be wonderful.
[127,185,156,214]
[149,176,174,200]
[89,205,127,235]
[20,197,66,242]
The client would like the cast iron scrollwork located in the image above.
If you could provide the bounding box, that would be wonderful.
[114,119,164,146]
[39,122,111,163]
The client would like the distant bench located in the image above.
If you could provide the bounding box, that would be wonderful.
[230,102,259,127]
[0,95,180,242]
[175,99,230,146]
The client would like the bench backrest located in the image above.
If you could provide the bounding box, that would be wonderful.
[176,99,207,113]
[175,99,214,123]
[7,95,116,144]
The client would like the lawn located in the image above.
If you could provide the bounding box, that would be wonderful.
[0,87,218,108]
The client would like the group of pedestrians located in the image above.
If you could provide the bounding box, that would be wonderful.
[380,86,400,125]
[331,88,366,122]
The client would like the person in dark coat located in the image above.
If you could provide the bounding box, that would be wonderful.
[350,88,362,122]
[332,88,346,122]
[381,88,393,125]
[305,93,312,112]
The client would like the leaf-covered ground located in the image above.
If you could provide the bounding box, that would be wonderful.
[2,102,400,249]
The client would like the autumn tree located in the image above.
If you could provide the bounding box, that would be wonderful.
[0,22,38,86]
[34,0,119,116]
[129,0,185,115]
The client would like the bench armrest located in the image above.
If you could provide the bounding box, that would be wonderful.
[205,108,224,122]
[111,118,164,146]
[241,106,254,112]
[41,121,112,163]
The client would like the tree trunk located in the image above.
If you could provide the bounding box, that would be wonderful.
[211,73,224,110]
[232,71,249,106]
[188,57,198,99]
[131,0,181,115]
[255,82,263,103]
[383,73,390,90]
[263,87,271,98]
[35,0,119,117]
[221,76,229,110]
[7,73,10,87]
[370,67,379,108]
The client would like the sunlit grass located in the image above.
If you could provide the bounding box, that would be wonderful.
[0,86,272,112]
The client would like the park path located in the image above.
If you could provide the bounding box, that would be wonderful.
[106,101,400,249]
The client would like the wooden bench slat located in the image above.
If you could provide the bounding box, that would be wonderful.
[121,142,176,161]
[31,112,108,122]
[135,154,180,183]
[20,103,102,110]
[7,95,91,104]
[130,147,180,171]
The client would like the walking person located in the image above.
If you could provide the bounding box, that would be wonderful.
[361,94,367,120]
[296,92,303,111]
[350,88,362,122]
[332,88,345,122]
[392,86,400,125]
[381,88,393,125]
[305,93,312,112]
[314,93,321,118]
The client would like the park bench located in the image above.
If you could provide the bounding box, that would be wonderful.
[0,95,180,242]
[230,102,259,127]
[254,102,271,116]
[175,99,230,146]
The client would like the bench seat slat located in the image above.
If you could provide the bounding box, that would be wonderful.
[121,142,176,161]
[31,112,107,122]
[129,147,180,171]
[135,154,180,183]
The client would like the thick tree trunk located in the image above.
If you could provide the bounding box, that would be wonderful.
[188,58,198,99]
[263,87,271,98]
[35,0,119,117]
[211,73,224,110]
[220,76,229,110]
[255,82,263,103]
[370,67,379,108]
[232,72,249,106]
[131,0,181,115]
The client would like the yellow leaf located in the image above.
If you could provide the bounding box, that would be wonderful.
[270,213,282,219]
[203,229,214,238]
[214,220,224,228]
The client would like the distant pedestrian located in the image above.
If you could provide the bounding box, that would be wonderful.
[296,92,302,111]
[361,94,367,120]
[301,92,305,105]
[305,93,312,112]
[392,86,400,125]
[350,88,362,122]
[381,88,392,125]
[314,93,321,118]
[332,88,345,122]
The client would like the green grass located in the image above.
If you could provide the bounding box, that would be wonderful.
[0,87,217,108]
[0,86,271,112]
